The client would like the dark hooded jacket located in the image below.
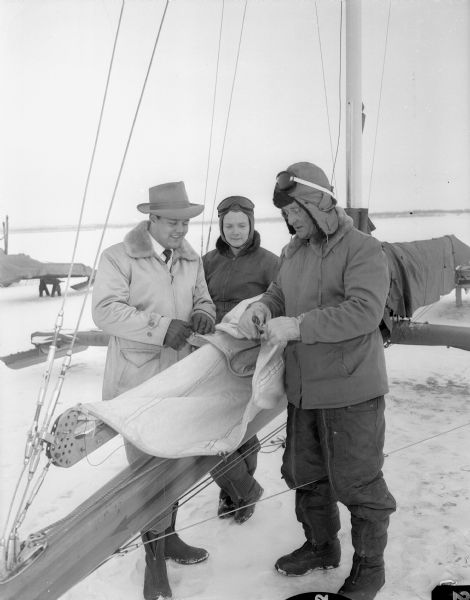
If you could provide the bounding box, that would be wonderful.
[260,205,389,409]
[203,231,279,324]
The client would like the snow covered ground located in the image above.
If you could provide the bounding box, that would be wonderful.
[1,213,469,600]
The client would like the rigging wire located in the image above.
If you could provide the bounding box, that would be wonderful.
[3,0,171,564]
[101,418,470,566]
[330,0,343,186]
[175,421,287,509]
[366,0,392,209]
[385,421,470,457]
[200,1,225,255]
[25,0,126,449]
[1,0,126,557]
[314,1,337,192]
[204,0,248,254]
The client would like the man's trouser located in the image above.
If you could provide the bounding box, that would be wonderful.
[211,435,261,502]
[281,397,396,557]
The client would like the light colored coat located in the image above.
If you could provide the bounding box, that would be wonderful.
[92,221,215,401]
[261,207,389,409]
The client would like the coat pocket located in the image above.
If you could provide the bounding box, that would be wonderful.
[340,334,373,376]
[116,346,162,395]
[120,347,161,367]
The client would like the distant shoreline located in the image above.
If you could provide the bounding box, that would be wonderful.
[8,209,470,234]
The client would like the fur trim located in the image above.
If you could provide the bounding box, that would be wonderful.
[123,221,198,261]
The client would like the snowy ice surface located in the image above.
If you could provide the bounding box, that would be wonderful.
[0,213,469,600]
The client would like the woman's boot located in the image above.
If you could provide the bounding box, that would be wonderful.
[163,506,209,564]
[142,531,172,600]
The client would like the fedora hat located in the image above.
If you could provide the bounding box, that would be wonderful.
[137,181,204,219]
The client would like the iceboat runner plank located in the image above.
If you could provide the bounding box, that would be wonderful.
[0,404,284,600]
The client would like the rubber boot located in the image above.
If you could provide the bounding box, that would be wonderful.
[233,481,263,524]
[275,537,341,576]
[163,507,209,564]
[142,532,172,600]
[338,553,385,600]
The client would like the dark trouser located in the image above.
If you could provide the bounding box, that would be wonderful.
[145,502,178,537]
[281,397,396,557]
[211,435,261,502]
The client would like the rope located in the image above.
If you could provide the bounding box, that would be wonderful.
[204,0,248,254]
[366,0,392,208]
[200,1,225,256]
[330,0,343,185]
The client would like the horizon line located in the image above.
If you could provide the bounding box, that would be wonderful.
[6,208,470,234]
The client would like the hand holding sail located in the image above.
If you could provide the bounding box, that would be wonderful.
[238,302,271,339]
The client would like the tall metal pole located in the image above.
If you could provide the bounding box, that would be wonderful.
[2,215,8,254]
[345,0,368,231]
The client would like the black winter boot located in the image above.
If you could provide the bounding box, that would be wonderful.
[275,538,341,576]
[163,508,209,564]
[142,532,172,600]
[217,492,236,519]
[338,553,385,600]
[234,482,263,524]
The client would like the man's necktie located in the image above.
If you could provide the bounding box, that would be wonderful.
[163,249,172,264]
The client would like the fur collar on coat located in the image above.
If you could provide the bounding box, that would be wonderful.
[123,221,199,261]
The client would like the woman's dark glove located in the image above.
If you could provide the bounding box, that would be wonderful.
[163,319,192,350]
[190,312,215,335]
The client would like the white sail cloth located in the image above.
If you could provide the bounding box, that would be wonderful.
[83,299,287,458]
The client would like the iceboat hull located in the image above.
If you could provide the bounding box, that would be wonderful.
[1,309,287,599]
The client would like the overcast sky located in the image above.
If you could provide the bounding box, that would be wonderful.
[0,0,469,229]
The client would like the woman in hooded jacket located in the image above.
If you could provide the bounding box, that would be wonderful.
[203,195,279,523]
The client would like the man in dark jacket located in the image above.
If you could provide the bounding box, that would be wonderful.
[238,162,396,600]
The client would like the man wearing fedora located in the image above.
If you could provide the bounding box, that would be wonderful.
[92,181,216,600]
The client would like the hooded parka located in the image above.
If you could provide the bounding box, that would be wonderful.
[261,205,389,409]
[92,220,215,401]
[263,163,395,582]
